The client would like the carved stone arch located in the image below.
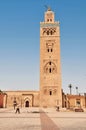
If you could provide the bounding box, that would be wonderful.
[46,40,54,52]
[24,97,31,101]
[48,28,56,35]
[44,61,57,74]
[53,89,57,95]
[43,28,56,35]
[47,30,49,35]
[50,30,53,35]
[52,28,56,34]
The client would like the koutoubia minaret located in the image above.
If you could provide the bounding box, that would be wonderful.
[40,7,62,107]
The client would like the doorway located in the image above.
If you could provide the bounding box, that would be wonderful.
[25,101,29,107]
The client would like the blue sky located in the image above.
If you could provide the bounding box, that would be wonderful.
[0,0,86,94]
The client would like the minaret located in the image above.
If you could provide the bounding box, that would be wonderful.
[40,8,62,107]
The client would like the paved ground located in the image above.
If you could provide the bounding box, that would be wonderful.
[0,107,86,130]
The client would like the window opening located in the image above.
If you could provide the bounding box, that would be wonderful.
[50,19,52,22]
[47,19,49,22]
[47,31,49,35]
[49,68,51,73]
[51,31,53,35]
[49,61,51,65]
[76,99,81,106]
[51,48,53,52]
[50,91,52,95]
[47,49,49,52]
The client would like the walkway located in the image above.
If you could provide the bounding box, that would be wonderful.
[0,107,86,130]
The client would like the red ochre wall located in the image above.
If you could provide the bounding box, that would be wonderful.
[0,94,4,108]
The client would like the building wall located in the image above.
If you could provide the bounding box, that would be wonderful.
[66,94,86,108]
[0,94,4,108]
[4,91,40,108]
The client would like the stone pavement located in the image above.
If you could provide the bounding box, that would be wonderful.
[0,107,86,130]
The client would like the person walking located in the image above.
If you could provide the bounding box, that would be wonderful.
[15,104,20,114]
[56,106,59,111]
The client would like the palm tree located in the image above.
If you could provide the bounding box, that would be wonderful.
[68,84,72,95]
[76,87,78,95]
[0,90,2,94]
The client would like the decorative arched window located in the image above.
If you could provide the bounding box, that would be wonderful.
[50,19,52,22]
[49,61,51,65]
[44,61,57,74]
[43,28,56,36]
[47,49,49,52]
[47,19,49,22]
[51,30,53,35]
[49,68,51,73]
[46,42,54,53]
[51,48,53,52]
[47,31,49,35]
[49,90,52,95]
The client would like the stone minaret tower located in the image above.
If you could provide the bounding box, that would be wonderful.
[40,8,62,107]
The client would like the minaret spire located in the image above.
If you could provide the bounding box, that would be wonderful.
[47,6,51,11]
[45,5,51,11]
